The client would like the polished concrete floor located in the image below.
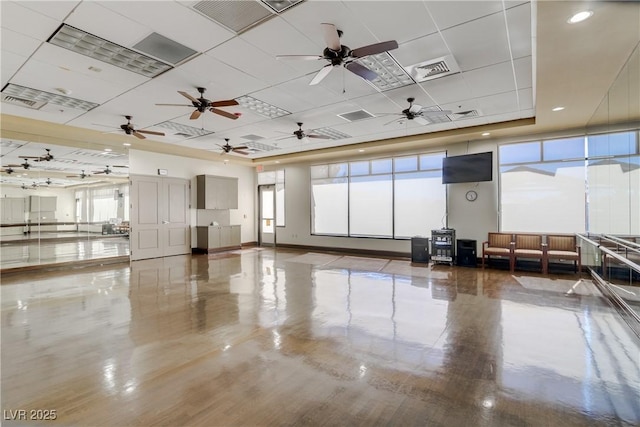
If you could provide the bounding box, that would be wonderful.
[1,248,639,426]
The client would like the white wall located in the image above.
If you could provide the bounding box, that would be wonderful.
[268,139,501,255]
[128,150,256,246]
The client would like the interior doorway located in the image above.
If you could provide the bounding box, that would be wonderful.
[258,184,275,247]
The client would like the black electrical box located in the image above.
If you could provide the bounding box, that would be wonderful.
[456,239,477,267]
[411,237,430,263]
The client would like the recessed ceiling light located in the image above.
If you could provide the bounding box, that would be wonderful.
[568,10,593,24]
[104,148,112,152]
[482,132,490,136]
[123,143,131,147]
[358,149,365,152]
[552,106,565,112]
[275,161,280,164]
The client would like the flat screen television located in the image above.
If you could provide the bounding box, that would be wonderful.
[442,152,493,184]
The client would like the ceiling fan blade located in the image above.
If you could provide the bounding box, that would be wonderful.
[93,171,106,175]
[178,91,199,103]
[414,117,430,126]
[310,65,334,85]
[307,134,331,139]
[18,156,40,159]
[276,135,295,141]
[132,131,146,139]
[190,110,202,120]
[233,150,249,155]
[156,103,193,107]
[112,165,128,168]
[136,130,165,136]
[231,146,248,151]
[276,55,324,61]
[210,99,239,107]
[321,23,341,51]
[409,104,423,114]
[345,61,378,81]
[351,40,399,58]
[210,108,239,120]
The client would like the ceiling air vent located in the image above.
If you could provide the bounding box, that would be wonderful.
[133,33,197,65]
[405,55,461,83]
[193,0,273,34]
[241,134,265,141]
[337,109,375,122]
[261,0,304,13]
[1,95,46,109]
[449,110,481,120]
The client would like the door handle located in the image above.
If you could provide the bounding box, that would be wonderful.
[162,220,169,224]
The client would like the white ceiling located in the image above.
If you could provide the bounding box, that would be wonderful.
[0,0,638,180]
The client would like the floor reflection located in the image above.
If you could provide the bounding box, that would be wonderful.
[1,248,638,426]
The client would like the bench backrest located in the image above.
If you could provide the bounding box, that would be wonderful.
[488,233,513,248]
[515,234,542,250]
[547,235,577,251]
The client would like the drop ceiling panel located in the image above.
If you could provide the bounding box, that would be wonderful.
[2,28,43,57]
[16,44,149,103]
[16,1,80,21]
[0,102,87,124]
[390,33,450,68]
[208,37,303,86]
[178,52,269,98]
[275,74,349,108]
[421,74,472,105]
[463,61,517,98]
[64,1,150,47]
[513,56,533,90]
[425,1,505,30]
[99,1,234,53]
[506,2,533,59]
[517,88,534,111]
[343,1,438,44]
[441,13,511,71]
[0,1,62,41]
[475,91,519,116]
[351,93,403,117]
[318,67,379,99]
[1,51,27,87]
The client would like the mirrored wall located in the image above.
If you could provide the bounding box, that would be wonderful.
[0,138,130,270]
[586,43,640,236]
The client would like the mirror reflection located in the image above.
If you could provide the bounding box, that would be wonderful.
[0,139,129,269]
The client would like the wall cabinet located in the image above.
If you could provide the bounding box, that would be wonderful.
[196,225,241,252]
[0,198,25,223]
[196,175,238,210]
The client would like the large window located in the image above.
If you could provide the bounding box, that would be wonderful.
[499,130,639,234]
[311,153,446,238]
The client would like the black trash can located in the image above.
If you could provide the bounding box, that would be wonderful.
[411,237,430,263]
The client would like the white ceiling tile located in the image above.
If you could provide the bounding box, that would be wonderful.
[441,13,512,71]
[15,44,148,103]
[1,1,62,41]
[17,1,80,21]
[462,61,517,98]
[275,74,347,108]
[421,74,472,105]
[0,102,86,124]
[1,28,43,57]
[425,1,505,30]
[64,2,150,47]
[518,88,534,111]
[208,37,302,86]
[506,2,532,59]
[1,51,27,87]
[99,1,234,53]
[513,56,533,90]
[343,1,437,44]
[391,33,450,68]
[249,86,314,114]
[475,91,519,115]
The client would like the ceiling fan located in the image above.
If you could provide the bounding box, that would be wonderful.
[93,166,114,175]
[382,98,452,126]
[21,183,38,190]
[119,116,165,139]
[19,148,54,162]
[277,23,398,85]
[156,87,240,120]
[66,170,90,179]
[218,139,249,155]
[278,123,331,141]
[4,159,32,170]
[0,167,15,174]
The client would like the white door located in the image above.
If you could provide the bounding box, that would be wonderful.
[130,175,190,261]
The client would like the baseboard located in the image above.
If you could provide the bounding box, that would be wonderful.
[274,243,410,260]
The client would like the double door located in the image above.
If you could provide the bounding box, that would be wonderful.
[130,175,190,261]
